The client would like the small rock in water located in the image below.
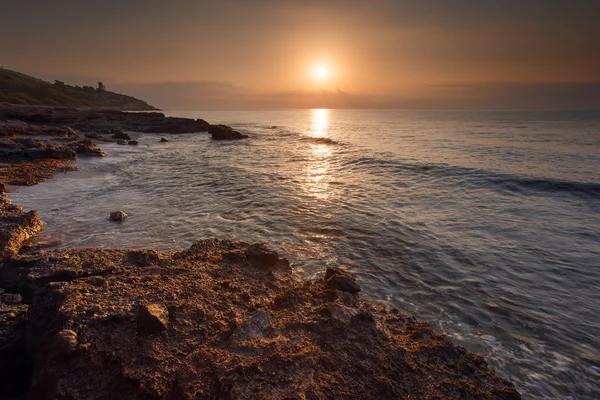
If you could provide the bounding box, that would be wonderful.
[137,303,169,334]
[112,132,132,140]
[128,140,139,145]
[53,330,78,356]
[325,268,361,295]
[116,139,127,145]
[160,138,169,142]
[208,124,249,140]
[109,211,128,221]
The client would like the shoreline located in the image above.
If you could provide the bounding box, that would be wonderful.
[0,105,521,399]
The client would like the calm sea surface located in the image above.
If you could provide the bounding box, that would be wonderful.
[10,109,600,398]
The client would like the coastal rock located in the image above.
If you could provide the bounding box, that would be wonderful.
[137,303,169,334]
[208,124,249,140]
[52,330,78,356]
[116,139,127,145]
[160,138,169,142]
[13,137,45,148]
[26,146,76,160]
[84,132,104,140]
[0,239,520,399]
[325,267,361,294]
[74,140,106,157]
[245,243,279,267]
[109,210,128,221]
[0,195,44,261]
[112,131,131,141]
[231,309,271,343]
[127,140,139,145]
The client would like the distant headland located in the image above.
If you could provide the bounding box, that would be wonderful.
[0,68,156,111]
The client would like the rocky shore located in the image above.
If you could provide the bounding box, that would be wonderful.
[0,105,521,399]
[0,104,248,185]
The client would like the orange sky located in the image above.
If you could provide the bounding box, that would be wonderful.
[1,0,599,109]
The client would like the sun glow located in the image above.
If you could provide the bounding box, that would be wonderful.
[313,64,331,81]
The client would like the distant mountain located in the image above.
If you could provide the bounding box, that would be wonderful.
[0,68,156,110]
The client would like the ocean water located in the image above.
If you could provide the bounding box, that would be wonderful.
[10,109,600,398]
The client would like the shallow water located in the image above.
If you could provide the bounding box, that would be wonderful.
[10,109,600,398]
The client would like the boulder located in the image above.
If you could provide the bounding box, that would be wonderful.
[74,141,106,157]
[208,125,249,141]
[52,330,78,356]
[127,140,138,146]
[137,303,169,334]
[245,243,279,267]
[109,211,128,221]
[160,138,169,143]
[325,268,361,295]
[116,139,127,145]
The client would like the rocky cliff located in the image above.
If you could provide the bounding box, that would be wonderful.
[0,68,156,111]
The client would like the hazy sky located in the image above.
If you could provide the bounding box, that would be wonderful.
[1,0,599,109]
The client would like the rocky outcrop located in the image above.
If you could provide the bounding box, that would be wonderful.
[0,239,520,399]
[0,105,212,135]
[0,195,43,262]
[208,124,249,140]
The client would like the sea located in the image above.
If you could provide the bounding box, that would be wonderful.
[9,109,600,399]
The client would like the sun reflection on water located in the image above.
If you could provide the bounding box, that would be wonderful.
[310,108,330,137]
[304,109,334,200]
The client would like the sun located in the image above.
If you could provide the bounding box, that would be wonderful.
[314,64,330,81]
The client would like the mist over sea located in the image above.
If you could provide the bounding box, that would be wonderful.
[11,109,600,398]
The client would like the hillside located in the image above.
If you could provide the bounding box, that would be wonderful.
[0,68,156,110]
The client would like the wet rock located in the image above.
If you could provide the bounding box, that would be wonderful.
[112,131,131,140]
[325,268,361,295]
[127,140,139,145]
[74,140,106,157]
[245,243,279,268]
[26,146,76,160]
[137,303,169,334]
[84,132,104,140]
[0,182,5,194]
[160,138,169,142]
[116,139,127,145]
[53,330,78,356]
[208,124,249,140]
[109,210,128,221]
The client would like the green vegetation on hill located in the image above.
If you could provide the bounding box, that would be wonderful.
[0,68,156,110]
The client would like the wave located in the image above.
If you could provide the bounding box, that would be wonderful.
[345,156,600,199]
[300,137,343,146]
[486,175,600,198]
